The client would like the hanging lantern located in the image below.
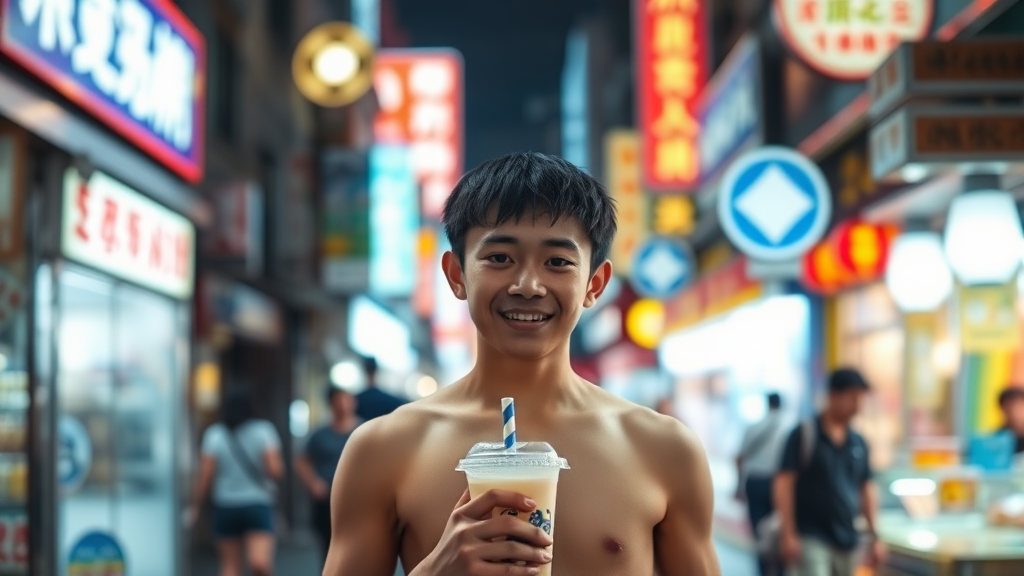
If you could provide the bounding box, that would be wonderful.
[944,190,1024,286]
[802,220,899,294]
[836,221,898,280]
[886,232,953,312]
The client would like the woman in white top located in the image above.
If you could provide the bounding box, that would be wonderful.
[188,388,284,576]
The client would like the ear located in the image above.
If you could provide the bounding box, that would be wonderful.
[441,251,468,301]
[583,259,613,309]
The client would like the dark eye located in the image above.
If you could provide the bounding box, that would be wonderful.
[487,254,511,264]
[549,257,574,267]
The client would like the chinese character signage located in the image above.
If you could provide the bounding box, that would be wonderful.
[373,49,463,219]
[636,0,708,192]
[62,168,195,299]
[1,0,206,183]
[775,0,932,80]
[605,130,648,276]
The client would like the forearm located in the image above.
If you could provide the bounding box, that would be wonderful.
[295,456,323,491]
[773,474,797,535]
[861,482,880,537]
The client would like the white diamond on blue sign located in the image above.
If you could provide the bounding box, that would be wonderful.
[717,146,831,262]
[630,238,694,300]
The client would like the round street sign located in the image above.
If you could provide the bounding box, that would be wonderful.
[718,146,832,262]
[629,238,694,300]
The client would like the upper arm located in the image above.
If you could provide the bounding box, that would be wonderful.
[778,427,801,472]
[323,420,401,576]
[653,421,720,576]
[259,421,284,478]
[198,453,216,482]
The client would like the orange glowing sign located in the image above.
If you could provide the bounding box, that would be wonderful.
[802,220,899,294]
[636,0,708,192]
[373,50,463,219]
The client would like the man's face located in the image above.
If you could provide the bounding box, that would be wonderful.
[829,389,866,421]
[331,391,356,417]
[1003,398,1024,434]
[443,211,610,361]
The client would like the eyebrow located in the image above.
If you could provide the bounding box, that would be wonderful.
[481,235,582,255]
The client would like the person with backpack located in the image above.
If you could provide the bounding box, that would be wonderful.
[736,392,788,576]
[187,387,284,576]
[773,369,887,576]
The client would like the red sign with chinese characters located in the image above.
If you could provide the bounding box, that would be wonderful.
[373,50,464,220]
[775,0,933,80]
[636,0,709,192]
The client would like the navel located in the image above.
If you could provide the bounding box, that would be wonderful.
[603,537,625,554]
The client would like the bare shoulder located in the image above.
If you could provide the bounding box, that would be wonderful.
[340,400,436,474]
[614,398,708,478]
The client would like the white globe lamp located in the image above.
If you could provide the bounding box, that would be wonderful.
[886,232,953,313]
[944,187,1023,286]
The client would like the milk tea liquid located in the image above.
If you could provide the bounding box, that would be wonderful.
[468,476,560,576]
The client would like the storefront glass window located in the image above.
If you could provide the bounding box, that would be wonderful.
[56,267,181,576]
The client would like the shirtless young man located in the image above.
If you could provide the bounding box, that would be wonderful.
[323,152,720,576]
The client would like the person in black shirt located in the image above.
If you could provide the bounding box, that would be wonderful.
[774,368,886,576]
[354,356,408,422]
[997,386,1024,455]
[295,385,359,561]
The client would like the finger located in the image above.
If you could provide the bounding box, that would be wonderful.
[476,563,541,576]
[454,489,472,510]
[475,539,553,566]
[474,515,553,547]
[459,489,537,520]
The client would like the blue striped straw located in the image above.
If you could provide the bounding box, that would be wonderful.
[502,397,516,450]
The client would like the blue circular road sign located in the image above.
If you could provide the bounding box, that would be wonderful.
[630,238,694,300]
[717,146,831,262]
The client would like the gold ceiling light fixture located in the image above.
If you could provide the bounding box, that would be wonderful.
[292,22,375,107]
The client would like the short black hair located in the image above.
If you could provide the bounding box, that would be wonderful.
[767,392,782,410]
[442,152,617,273]
[222,386,255,431]
[999,386,1024,408]
[362,356,378,377]
[828,368,870,393]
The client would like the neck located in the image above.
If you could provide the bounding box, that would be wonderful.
[821,409,849,430]
[332,414,357,432]
[460,336,587,415]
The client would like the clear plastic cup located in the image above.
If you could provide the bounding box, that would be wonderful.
[457,442,569,575]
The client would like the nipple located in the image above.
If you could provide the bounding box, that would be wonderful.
[603,537,625,554]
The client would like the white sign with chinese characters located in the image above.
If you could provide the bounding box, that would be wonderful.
[774,0,933,80]
[62,168,195,299]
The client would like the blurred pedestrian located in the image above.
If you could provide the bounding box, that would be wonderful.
[655,398,676,418]
[295,385,360,562]
[997,386,1024,456]
[187,387,284,576]
[736,392,787,576]
[355,356,408,421]
[773,368,886,576]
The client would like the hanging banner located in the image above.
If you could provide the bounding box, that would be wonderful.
[605,131,648,276]
[0,0,207,183]
[635,0,709,192]
[774,0,933,81]
[960,283,1019,353]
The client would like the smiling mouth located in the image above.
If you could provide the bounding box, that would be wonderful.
[501,312,552,323]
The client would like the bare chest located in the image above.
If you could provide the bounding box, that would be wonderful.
[394,430,667,575]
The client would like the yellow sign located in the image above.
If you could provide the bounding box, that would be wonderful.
[626,299,665,349]
[959,282,1020,353]
[653,195,694,236]
[605,131,649,276]
[938,477,978,513]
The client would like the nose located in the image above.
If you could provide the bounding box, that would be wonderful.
[508,266,547,299]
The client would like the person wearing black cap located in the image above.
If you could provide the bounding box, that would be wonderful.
[295,386,360,561]
[997,386,1024,456]
[773,368,887,576]
[354,356,409,422]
